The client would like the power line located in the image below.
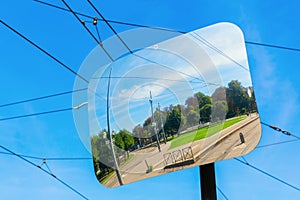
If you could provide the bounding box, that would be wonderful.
[46,157,92,161]
[235,158,300,193]
[90,76,207,84]
[0,107,73,122]
[61,0,114,61]
[83,0,209,86]
[15,1,300,198]
[256,139,300,149]
[261,121,300,139]
[61,0,99,45]
[34,0,300,54]
[217,186,229,200]
[85,0,209,84]
[34,0,94,20]
[94,20,102,43]
[59,1,209,86]
[0,151,91,160]
[245,41,300,52]
[0,144,89,200]
[241,156,249,165]
[0,19,89,83]
[0,88,86,109]
[40,0,248,87]
[87,0,133,54]
[34,0,185,33]
[255,122,300,149]
[60,1,212,101]
[0,81,208,123]
[191,32,249,71]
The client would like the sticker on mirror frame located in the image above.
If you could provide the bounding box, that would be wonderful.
[72,22,262,188]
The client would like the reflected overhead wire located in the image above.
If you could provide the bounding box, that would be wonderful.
[90,76,207,84]
[191,32,249,71]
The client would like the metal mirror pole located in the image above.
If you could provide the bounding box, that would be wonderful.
[200,162,217,200]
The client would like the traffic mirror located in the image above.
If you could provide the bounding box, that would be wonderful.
[73,22,261,187]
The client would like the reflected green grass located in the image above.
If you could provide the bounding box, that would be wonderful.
[169,116,246,149]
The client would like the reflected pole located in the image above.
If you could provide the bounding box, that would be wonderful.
[158,103,167,144]
[149,91,161,152]
[106,68,124,186]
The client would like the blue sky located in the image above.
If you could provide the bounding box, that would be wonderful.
[1,0,300,199]
[90,22,252,133]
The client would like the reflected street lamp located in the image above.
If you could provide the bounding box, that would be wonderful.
[149,91,161,152]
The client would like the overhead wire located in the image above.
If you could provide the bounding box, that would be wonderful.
[0,107,73,122]
[254,122,300,149]
[261,121,300,139]
[217,186,229,200]
[4,1,299,139]
[0,144,89,200]
[245,41,300,52]
[0,151,91,160]
[90,76,208,84]
[60,0,212,92]
[94,22,102,43]
[0,19,89,83]
[61,0,113,61]
[191,32,249,71]
[0,88,86,109]
[85,0,208,85]
[256,139,300,149]
[0,80,209,123]
[235,158,300,193]
[34,0,300,54]
[4,2,291,125]
[33,0,94,20]
[86,0,133,54]
[33,0,185,33]
[3,1,300,197]
[241,156,249,165]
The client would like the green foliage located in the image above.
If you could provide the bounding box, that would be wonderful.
[194,92,212,108]
[131,80,258,148]
[114,134,125,150]
[200,104,212,123]
[91,129,135,182]
[225,80,255,118]
[114,129,134,151]
[211,100,228,122]
[91,130,115,182]
[186,109,200,127]
[164,105,182,136]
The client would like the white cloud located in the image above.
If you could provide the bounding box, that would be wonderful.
[89,22,256,132]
